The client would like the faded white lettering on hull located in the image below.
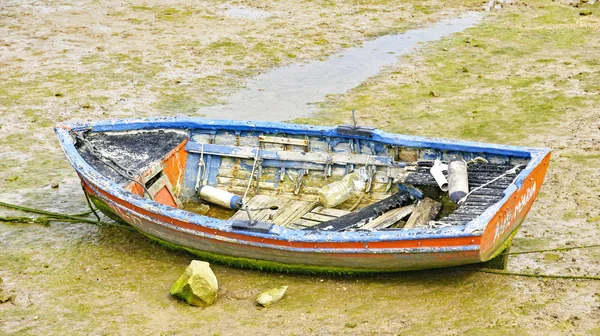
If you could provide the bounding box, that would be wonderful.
[493,182,537,243]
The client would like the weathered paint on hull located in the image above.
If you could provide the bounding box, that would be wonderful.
[55,117,551,273]
[479,152,551,261]
[83,180,482,272]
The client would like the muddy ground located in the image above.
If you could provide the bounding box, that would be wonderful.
[1,0,599,335]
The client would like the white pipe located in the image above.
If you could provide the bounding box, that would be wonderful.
[430,159,449,192]
[448,159,469,203]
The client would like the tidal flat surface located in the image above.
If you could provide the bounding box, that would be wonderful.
[198,12,482,121]
[1,0,599,335]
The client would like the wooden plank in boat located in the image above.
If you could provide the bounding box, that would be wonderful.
[217,176,279,191]
[302,212,338,223]
[288,218,320,229]
[257,195,282,222]
[270,199,302,225]
[289,204,352,228]
[224,186,320,201]
[274,200,316,227]
[259,135,308,147]
[230,195,270,221]
[404,198,442,229]
[359,204,416,230]
[311,206,351,218]
[186,143,393,166]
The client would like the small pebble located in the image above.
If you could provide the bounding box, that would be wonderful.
[51,182,59,189]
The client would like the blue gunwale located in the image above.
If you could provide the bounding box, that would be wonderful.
[55,117,550,247]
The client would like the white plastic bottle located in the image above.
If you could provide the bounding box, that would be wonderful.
[318,172,364,208]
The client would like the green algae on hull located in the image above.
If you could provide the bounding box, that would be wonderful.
[88,195,129,225]
[144,232,393,276]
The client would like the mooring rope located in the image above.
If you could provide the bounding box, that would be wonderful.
[502,244,600,255]
[0,200,133,230]
[243,148,260,204]
[474,268,600,281]
[82,184,102,222]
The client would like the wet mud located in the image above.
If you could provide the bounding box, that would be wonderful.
[198,12,483,121]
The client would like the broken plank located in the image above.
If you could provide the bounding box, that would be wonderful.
[360,204,416,230]
[404,198,442,229]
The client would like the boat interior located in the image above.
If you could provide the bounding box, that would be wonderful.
[74,127,530,232]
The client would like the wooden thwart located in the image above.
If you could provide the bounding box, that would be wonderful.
[259,135,308,147]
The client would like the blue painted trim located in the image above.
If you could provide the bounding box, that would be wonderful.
[206,155,221,187]
[65,117,544,157]
[181,152,200,200]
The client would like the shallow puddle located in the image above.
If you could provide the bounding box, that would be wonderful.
[219,5,273,20]
[198,12,483,121]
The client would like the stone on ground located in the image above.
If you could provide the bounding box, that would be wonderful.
[170,260,218,307]
[256,286,288,307]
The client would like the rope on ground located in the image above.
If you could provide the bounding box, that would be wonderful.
[0,200,133,230]
[502,244,600,255]
[0,216,51,226]
[475,268,600,281]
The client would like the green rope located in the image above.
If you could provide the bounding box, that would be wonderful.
[0,200,133,230]
[502,244,600,256]
[0,216,51,226]
[475,268,600,281]
[72,210,93,217]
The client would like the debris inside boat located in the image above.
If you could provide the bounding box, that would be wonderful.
[56,117,550,273]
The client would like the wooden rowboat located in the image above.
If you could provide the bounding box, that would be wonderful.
[55,117,550,273]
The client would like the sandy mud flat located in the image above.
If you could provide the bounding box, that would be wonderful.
[1,0,599,335]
